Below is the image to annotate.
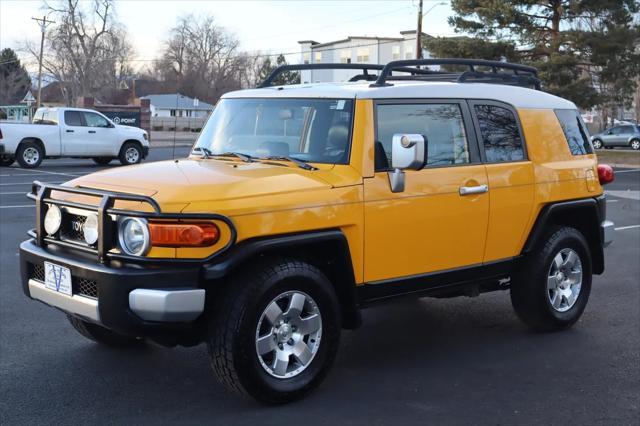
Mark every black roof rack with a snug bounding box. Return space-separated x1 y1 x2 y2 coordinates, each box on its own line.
370 58 541 90
257 63 433 88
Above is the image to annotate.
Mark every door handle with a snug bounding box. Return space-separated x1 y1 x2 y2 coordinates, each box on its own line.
459 184 488 196
88 130 96 134
66 129 74 133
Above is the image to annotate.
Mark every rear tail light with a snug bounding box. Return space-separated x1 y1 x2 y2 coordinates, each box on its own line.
149 222 220 247
597 164 614 185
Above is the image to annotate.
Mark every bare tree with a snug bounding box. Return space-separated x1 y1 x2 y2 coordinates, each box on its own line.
25 0 134 105
156 15 246 103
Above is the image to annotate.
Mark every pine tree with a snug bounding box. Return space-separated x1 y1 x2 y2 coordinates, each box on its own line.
0 48 31 104
426 1 639 111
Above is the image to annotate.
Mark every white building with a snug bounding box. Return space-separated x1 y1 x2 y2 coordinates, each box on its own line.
141 93 214 118
298 30 432 83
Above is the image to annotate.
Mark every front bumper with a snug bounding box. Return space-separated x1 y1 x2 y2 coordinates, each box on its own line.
142 145 149 158
20 239 205 341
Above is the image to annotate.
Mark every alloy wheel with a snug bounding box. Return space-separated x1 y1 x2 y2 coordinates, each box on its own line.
547 248 583 312
255 290 322 379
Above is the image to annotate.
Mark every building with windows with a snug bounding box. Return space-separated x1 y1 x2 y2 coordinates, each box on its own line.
298 30 432 83
141 93 214 118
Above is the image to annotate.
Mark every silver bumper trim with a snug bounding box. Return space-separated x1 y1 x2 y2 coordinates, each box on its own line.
602 220 614 247
28 279 99 321
128 288 205 322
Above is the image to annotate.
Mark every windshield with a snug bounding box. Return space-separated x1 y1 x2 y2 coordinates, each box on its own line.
193 98 354 164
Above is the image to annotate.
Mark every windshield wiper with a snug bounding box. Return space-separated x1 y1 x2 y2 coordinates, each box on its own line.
218 151 255 162
266 156 317 171
192 146 213 159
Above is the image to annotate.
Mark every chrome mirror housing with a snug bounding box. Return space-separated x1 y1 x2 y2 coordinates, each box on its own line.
388 134 427 193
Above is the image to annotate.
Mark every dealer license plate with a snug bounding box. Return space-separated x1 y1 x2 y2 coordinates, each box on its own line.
44 262 72 296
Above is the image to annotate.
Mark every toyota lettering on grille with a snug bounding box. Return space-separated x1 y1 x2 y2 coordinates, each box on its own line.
71 219 84 233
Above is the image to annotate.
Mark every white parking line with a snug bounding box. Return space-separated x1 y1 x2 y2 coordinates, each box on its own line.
0 192 29 195
4 168 81 178
607 199 619 203
0 205 33 209
615 225 640 231
0 181 63 186
614 169 640 173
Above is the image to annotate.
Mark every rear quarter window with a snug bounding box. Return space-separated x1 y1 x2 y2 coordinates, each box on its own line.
555 109 593 155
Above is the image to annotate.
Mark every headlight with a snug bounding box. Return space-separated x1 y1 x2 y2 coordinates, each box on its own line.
118 217 150 256
83 214 99 245
143 132 148 140
44 204 62 235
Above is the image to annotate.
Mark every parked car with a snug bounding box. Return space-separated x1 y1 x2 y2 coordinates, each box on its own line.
19 60 615 404
0 107 149 168
591 124 640 150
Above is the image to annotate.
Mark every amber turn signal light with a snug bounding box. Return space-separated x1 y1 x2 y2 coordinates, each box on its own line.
149 222 220 247
597 164 615 185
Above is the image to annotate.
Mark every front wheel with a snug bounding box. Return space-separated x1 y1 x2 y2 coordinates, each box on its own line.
0 155 15 167
630 139 640 150
119 142 142 165
207 258 341 404
591 139 603 149
67 315 143 347
511 227 592 331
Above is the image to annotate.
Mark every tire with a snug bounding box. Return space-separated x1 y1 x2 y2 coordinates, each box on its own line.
67 315 143 347
92 157 112 165
119 142 142 165
591 139 603 149
511 227 592 331
630 139 640 150
16 141 44 168
0 155 14 167
207 258 341 404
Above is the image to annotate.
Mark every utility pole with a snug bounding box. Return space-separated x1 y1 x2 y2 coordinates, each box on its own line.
32 15 55 110
416 0 423 59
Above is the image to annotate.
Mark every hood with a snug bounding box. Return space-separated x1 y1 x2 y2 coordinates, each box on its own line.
116 124 144 132
65 158 336 206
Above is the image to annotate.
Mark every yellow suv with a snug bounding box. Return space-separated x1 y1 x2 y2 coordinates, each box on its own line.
19 59 615 403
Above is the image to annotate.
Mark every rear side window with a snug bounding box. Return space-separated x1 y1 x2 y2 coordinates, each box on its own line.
64 111 83 126
555 109 593 155
474 104 525 162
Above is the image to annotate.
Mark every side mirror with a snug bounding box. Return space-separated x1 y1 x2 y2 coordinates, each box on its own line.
388 134 427 193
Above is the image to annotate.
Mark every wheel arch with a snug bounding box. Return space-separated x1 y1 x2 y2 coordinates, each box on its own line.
120 139 143 152
18 137 46 156
522 198 605 274
203 229 361 329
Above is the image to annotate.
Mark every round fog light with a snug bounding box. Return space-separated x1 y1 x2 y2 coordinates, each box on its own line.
44 204 62 235
83 214 99 245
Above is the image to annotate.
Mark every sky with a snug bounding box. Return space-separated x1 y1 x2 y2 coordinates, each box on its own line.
0 0 458 73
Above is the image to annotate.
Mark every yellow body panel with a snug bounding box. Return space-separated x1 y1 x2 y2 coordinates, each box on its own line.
52 100 602 284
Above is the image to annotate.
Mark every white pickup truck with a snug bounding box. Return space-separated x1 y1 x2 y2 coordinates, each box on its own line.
0 107 149 168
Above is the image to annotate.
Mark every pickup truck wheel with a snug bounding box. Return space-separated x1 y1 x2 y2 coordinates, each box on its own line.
0 155 14 167
511 227 592 331
67 315 143 347
119 142 142 165
16 142 44 168
207 258 341 404
92 157 112 165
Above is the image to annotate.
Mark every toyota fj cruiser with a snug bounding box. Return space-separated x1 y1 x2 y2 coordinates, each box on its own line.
19 59 615 404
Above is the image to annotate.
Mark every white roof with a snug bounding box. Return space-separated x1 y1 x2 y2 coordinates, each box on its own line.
223 81 576 110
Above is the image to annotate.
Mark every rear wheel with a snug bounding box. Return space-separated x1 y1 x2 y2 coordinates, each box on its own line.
16 141 44 168
591 139 603 149
207 258 341 404
119 142 142 165
92 157 112 165
0 155 14 167
511 227 592 331
67 315 143 347
630 139 640 150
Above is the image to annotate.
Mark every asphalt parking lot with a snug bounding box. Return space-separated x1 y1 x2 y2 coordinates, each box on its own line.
0 149 638 425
